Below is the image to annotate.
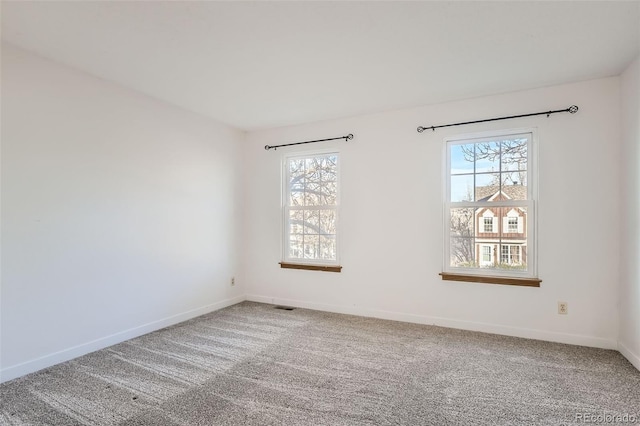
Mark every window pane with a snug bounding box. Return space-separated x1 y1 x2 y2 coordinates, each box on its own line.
289 159 305 206
303 235 320 259
319 209 337 235
475 141 501 173
290 181 304 206
289 210 304 235
303 210 320 235
450 208 475 237
501 138 528 172
319 156 338 182
450 144 475 175
500 174 527 200
319 235 336 260
289 235 303 259
289 158 305 174
303 185 321 206
450 237 476 267
475 173 499 201
451 174 474 202
322 181 338 205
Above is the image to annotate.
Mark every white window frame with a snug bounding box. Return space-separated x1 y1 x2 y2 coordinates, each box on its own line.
443 128 537 279
481 244 493 265
282 151 340 266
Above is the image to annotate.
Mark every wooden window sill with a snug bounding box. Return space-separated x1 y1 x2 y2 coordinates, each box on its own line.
439 272 541 287
279 262 342 273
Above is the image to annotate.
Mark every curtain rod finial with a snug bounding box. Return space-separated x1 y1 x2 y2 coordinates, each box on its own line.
569 105 579 114
417 126 425 133
346 134 354 141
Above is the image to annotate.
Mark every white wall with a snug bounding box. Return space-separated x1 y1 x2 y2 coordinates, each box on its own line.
620 56 640 370
243 77 622 350
0 44 245 382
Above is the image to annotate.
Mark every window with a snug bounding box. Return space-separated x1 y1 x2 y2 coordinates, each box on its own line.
444 130 538 284
481 245 492 264
501 245 521 264
282 152 340 271
480 211 497 233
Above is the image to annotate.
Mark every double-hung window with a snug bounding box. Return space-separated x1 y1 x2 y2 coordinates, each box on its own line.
282 152 340 271
483 217 494 233
443 130 539 285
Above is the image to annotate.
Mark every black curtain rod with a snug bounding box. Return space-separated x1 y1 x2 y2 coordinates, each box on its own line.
265 134 353 151
417 105 579 133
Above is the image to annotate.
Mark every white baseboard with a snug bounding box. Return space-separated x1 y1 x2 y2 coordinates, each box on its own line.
618 341 640 372
246 294 617 350
0 295 245 384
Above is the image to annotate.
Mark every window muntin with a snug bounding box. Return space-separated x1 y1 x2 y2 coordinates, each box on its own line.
284 153 339 265
445 131 535 278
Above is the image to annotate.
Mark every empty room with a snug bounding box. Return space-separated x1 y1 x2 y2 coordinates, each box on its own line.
1 1 640 425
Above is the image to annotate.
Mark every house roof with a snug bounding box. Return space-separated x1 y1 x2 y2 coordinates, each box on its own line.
476 185 527 202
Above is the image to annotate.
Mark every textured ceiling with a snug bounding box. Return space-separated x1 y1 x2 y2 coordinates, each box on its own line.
2 1 639 131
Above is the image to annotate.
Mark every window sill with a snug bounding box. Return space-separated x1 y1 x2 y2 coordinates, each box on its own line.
439 272 541 287
280 262 342 273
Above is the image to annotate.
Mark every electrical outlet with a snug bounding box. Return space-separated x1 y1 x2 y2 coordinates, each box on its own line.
231 277 235 286
558 302 568 315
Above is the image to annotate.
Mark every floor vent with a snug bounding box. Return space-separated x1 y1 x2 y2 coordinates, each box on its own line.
274 306 295 311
